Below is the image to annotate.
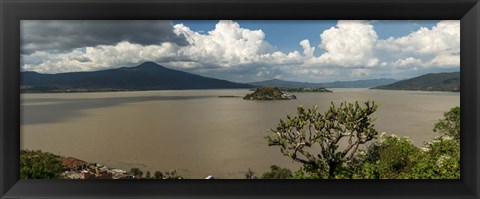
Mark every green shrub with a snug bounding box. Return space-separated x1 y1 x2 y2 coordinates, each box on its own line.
20 150 64 179
261 165 292 179
164 170 183 179
153 171 164 179
433 106 460 140
406 136 460 179
291 165 325 179
370 134 420 179
129 168 143 178
145 171 151 179
245 168 257 179
407 106 460 179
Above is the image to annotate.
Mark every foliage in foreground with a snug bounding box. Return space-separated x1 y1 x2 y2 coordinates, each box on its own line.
20 152 185 180
266 101 379 179
261 165 292 179
433 106 460 140
20 150 64 179
266 103 460 179
245 168 257 179
132 168 184 179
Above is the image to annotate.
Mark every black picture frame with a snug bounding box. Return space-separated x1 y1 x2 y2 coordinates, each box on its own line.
1 0 479 198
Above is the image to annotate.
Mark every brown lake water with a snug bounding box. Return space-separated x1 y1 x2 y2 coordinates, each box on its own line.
20 88 460 179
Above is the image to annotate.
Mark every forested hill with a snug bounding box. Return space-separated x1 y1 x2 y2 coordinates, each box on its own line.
373 72 460 92
249 78 398 88
21 62 254 92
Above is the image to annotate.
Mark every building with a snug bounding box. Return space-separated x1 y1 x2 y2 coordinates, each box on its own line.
61 157 87 172
80 168 113 179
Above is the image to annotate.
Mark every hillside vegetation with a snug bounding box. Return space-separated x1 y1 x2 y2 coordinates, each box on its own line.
243 87 296 100
21 62 253 93
250 78 397 88
373 72 459 92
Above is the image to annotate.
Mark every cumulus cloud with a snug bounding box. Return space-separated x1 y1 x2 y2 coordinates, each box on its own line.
172 21 299 68
290 20 459 81
378 21 459 55
392 57 424 68
20 20 460 82
21 20 187 54
21 20 300 78
299 40 315 59
22 42 179 73
311 20 379 67
377 20 459 68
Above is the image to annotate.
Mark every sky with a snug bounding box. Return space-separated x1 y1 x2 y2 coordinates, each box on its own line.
20 20 460 83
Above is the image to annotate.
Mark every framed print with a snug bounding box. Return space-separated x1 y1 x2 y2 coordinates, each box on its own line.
1 0 479 198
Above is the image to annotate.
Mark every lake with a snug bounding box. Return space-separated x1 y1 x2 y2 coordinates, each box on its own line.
20 88 460 179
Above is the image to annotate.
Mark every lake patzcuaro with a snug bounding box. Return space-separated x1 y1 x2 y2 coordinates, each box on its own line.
20 88 459 178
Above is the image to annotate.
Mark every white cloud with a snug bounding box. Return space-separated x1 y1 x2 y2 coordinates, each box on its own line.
376 20 459 68
173 21 280 67
291 20 459 81
21 20 460 82
311 20 379 67
378 21 459 55
299 39 315 59
427 53 460 68
351 69 370 77
23 42 183 73
392 57 424 68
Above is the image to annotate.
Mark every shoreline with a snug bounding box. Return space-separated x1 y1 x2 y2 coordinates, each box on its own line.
20 86 461 95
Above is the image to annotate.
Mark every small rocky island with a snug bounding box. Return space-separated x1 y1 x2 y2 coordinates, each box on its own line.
279 87 332 93
244 87 297 100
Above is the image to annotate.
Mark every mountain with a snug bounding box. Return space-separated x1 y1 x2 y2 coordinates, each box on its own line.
248 78 398 88
373 72 460 92
21 62 254 92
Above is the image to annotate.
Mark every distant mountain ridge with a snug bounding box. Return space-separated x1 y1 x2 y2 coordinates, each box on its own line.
249 78 398 88
373 72 460 92
21 62 253 92
22 62 457 93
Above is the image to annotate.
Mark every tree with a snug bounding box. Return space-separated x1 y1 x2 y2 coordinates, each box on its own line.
245 168 257 179
145 171 151 179
266 101 379 179
261 165 292 179
352 106 460 179
407 106 460 179
407 136 460 179
154 171 164 179
164 170 183 179
433 106 460 140
353 134 420 179
20 150 64 179
130 168 143 178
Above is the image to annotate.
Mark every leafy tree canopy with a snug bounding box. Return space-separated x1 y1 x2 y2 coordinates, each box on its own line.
261 165 292 179
20 150 64 179
266 101 379 179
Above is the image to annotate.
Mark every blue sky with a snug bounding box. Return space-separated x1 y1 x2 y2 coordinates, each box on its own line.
173 20 438 56
21 20 459 83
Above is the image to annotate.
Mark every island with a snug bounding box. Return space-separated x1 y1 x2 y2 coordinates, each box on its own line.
217 95 242 98
243 87 297 100
279 87 332 93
